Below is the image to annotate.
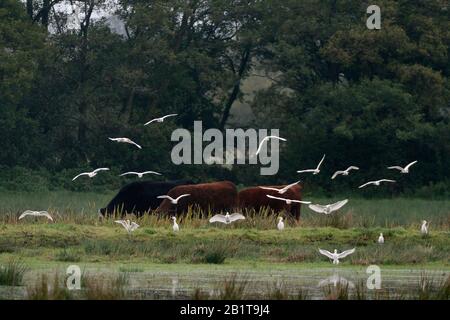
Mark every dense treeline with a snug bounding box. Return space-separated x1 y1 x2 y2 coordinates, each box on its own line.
0 0 449 196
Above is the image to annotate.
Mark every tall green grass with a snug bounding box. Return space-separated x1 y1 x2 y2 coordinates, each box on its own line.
1 191 449 228
27 272 74 300
26 272 132 300
0 258 28 286
83 273 130 300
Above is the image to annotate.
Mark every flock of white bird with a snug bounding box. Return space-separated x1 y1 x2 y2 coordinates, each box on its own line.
17 118 428 265
71 114 178 181
293 157 422 264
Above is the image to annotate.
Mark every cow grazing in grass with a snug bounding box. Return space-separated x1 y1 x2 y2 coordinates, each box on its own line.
99 180 192 217
238 184 303 220
156 181 238 215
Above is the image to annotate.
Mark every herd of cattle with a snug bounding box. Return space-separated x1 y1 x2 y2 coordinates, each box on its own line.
99 180 303 220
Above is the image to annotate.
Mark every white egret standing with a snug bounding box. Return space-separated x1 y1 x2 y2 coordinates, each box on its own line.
378 233 384 244
172 216 180 232
421 220 429 235
277 217 285 231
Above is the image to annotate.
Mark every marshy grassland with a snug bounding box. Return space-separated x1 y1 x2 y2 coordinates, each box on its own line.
0 191 449 299
1 190 449 225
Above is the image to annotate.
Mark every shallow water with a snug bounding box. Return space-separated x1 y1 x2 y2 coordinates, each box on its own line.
1 266 448 299
125 267 449 299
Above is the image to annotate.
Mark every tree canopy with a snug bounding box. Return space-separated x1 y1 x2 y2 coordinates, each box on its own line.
0 0 449 196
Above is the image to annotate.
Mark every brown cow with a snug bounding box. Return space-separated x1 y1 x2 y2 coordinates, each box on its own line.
238 184 303 220
157 181 238 215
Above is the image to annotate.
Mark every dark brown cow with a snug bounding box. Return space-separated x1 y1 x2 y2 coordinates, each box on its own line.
238 184 303 220
157 181 238 215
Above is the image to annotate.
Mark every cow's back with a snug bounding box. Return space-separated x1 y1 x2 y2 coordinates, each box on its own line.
100 180 191 216
238 184 303 220
157 181 238 214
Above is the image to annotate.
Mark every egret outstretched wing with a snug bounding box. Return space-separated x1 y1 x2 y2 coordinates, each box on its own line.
404 160 418 170
329 199 348 211
142 171 161 175
40 211 53 221
209 214 227 224
174 194 191 201
331 171 343 179
266 194 287 202
72 172 87 181
297 169 316 174
157 195 174 201
115 220 127 229
115 220 139 233
162 113 178 120
280 181 301 193
129 140 142 149
19 211 32 220
19 210 53 221
109 137 141 149
267 195 310 204
309 204 327 213
144 114 178 125
337 248 355 259
259 186 282 192
358 181 372 188
19 210 34 219
120 172 138 176
316 154 326 170
130 222 140 231
144 119 158 125
228 213 245 222
318 249 335 260
255 136 286 155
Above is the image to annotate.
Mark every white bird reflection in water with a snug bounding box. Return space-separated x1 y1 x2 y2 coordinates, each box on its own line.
171 277 178 297
318 273 355 289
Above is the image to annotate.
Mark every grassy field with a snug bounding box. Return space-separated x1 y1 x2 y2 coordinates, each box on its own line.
0 223 449 265
0 223 448 299
0 190 449 227
0 191 449 299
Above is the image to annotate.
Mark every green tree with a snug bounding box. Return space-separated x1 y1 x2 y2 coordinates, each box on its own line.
0 0 48 167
